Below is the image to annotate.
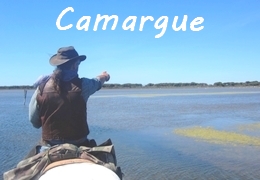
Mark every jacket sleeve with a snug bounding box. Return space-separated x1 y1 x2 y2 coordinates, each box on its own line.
81 78 101 102
29 88 42 129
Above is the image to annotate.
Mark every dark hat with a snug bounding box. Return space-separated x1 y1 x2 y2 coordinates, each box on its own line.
49 46 86 66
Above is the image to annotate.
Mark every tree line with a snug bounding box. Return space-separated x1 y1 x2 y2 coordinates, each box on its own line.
103 81 260 88
1 81 259 90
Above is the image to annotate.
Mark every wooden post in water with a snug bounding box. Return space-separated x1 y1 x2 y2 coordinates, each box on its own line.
24 89 27 105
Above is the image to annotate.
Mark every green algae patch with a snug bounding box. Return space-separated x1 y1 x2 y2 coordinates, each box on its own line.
174 126 260 146
237 123 260 132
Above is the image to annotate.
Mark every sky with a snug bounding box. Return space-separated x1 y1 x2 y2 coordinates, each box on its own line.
0 0 259 86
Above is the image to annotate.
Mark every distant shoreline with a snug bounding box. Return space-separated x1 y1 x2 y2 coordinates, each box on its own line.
0 81 259 90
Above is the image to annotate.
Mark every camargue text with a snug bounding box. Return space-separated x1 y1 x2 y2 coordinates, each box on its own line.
56 7 204 38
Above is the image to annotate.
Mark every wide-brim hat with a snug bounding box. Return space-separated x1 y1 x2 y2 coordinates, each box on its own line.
49 46 86 66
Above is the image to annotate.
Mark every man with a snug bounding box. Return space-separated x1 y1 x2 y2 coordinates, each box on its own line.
29 46 110 147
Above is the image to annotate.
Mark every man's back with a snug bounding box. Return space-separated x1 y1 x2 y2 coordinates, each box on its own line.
37 76 89 142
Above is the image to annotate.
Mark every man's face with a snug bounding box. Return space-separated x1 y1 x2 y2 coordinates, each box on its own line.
73 59 81 70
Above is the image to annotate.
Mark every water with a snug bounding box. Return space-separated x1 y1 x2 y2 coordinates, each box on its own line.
1 87 260 179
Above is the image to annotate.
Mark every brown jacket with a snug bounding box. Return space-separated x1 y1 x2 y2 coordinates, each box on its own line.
36 76 89 141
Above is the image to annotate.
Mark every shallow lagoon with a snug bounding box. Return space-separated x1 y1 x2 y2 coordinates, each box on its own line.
1 87 260 179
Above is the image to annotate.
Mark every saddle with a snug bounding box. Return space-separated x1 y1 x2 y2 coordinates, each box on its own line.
3 139 123 180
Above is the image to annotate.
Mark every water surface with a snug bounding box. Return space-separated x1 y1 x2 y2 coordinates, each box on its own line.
1 87 260 179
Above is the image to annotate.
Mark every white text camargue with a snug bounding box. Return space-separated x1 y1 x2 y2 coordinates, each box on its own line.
56 7 205 38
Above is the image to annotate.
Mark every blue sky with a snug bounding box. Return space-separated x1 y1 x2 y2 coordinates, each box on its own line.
0 0 259 86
